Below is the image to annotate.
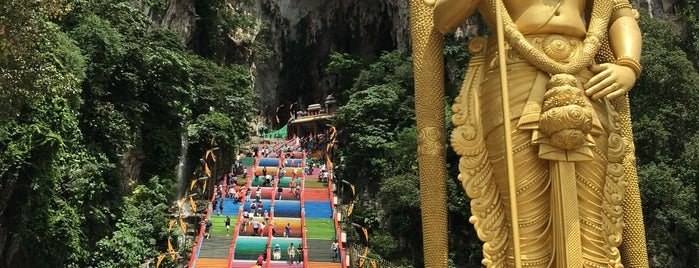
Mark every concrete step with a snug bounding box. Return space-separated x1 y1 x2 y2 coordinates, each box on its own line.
198 235 231 259
305 239 339 263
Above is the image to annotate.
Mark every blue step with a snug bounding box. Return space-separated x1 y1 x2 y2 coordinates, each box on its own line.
304 201 332 218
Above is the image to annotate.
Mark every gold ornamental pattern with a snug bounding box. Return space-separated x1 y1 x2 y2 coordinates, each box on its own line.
409 0 449 267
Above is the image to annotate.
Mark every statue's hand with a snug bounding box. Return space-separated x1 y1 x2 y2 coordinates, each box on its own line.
583 63 637 101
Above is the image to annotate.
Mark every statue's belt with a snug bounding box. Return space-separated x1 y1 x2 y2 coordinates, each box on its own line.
485 34 587 69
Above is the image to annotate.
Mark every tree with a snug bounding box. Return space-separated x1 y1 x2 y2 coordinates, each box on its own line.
631 12 699 267
376 173 423 265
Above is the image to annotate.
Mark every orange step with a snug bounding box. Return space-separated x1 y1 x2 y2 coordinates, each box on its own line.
307 261 342 267
194 258 228 268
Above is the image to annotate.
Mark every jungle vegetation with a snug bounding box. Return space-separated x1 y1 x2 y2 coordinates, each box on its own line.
1 0 698 267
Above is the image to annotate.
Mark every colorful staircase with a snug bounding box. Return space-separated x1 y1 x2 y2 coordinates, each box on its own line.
189 143 344 267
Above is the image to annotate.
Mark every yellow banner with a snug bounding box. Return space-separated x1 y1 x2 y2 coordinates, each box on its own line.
189 196 197 212
167 238 174 253
350 184 355 196
189 179 197 191
359 247 369 267
370 259 377 268
179 218 186 234
204 163 211 178
168 219 175 232
347 202 354 217
362 227 368 242
156 254 165 267
206 149 216 163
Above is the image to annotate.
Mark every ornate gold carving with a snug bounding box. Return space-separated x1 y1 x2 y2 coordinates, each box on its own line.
484 0 612 75
543 35 574 61
427 0 648 266
613 2 633 12
409 1 449 267
417 127 445 156
539 75 594 150
615 56 642 79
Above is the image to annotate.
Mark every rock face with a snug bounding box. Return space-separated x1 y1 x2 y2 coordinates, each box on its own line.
145 0 412 127
250 0 412 126
641 0 682 19
144 0 682 128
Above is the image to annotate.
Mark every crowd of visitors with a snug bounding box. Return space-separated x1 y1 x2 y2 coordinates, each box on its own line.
199 137 341 266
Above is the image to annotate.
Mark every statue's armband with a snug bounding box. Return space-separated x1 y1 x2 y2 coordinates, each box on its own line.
610 0 638 22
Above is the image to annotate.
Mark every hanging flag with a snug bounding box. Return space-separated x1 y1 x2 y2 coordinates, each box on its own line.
156 254 165 267
168 219 175 232
180 196 187 208
370 259 377 268
330 126 337 140
362 227 368 243
179 218 187 234
350 184 356 196
347 202 354 217
201 180 207 194
204 163 211 178
167 238 174 253
206 148 217 163
359 247 369 267
189 196 197 212
289 103 296 121
276 104 284 123
189 179 197 191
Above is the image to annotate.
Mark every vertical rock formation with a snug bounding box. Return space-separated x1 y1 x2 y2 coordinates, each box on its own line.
143 0 413 128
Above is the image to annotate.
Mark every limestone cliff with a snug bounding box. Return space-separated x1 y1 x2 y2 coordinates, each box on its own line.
140 0 684 129
139 0 411 128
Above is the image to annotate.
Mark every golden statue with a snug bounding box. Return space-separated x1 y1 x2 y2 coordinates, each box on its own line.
409 0 649 267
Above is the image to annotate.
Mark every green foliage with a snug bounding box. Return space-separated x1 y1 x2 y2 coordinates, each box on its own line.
192 0 257 59
679 0 699 66
336 84 403 181
638 163 699 267
187 55 257 154
375 173 422 265
352 51 414 99
0 2 106 267
325 52 365 103
631 12 699 267
368 232 402 263
335 51 415 188
1 96 112 267
1 0 257 266
443 34 472 98
93 176 173 268
386 126 418 173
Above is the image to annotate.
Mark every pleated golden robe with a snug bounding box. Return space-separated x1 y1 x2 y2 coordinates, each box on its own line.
451 36 627 267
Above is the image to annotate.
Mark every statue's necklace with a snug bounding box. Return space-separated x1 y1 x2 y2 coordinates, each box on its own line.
489 0 613 75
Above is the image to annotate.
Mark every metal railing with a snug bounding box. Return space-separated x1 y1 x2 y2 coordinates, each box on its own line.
346 242 395 268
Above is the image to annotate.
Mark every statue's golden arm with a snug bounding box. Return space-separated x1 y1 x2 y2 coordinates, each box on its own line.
590 3 649 266
585 9 643 100
607 5 650 268
609 16 642 60
433 0 482 34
